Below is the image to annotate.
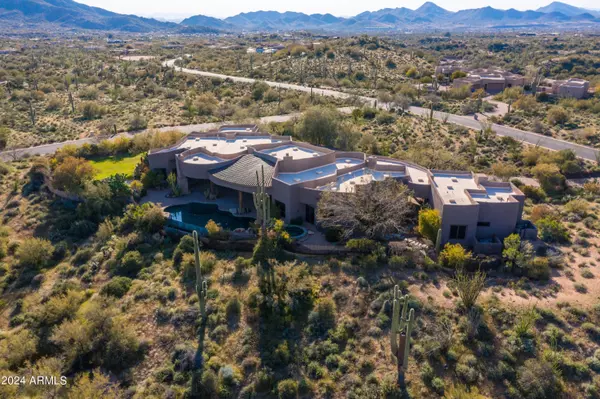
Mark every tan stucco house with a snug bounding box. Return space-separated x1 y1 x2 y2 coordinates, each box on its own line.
148 125 531 251
453 68 525 94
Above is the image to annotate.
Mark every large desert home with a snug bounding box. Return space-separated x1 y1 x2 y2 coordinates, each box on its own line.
453 68 525 94
148 125 534 251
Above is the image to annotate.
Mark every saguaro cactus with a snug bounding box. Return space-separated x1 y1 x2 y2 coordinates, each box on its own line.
435 228 442 254
193 230 208 319
253 165 271 236
390 285 416 388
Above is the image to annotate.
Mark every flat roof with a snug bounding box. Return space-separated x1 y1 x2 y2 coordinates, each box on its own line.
432 173 479 205
406 166 429 184
183 153 224 165
276 158 363 185
433 173 518 205
261 144 323 160
471 186 516 203
176 136 281 155
317 168 405 193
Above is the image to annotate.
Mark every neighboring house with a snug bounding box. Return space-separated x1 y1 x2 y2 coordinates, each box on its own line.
435 58 465 76
453 69 525 94
550 78 590 99
148 125 530 251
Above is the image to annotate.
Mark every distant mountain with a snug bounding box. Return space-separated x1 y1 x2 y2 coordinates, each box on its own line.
0 0 176 32
180 14 233 30
537 1 600 17
0 0 599 33
414 2 451 18
222 10 344 30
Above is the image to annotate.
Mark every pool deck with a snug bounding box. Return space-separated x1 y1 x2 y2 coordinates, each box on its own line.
142 189 257 218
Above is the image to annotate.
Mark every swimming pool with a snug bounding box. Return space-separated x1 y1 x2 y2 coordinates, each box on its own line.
285 225 308 239
165 203 254 233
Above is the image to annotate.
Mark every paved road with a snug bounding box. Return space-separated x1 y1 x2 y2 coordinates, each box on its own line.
0 108 352 161
165 58 599 162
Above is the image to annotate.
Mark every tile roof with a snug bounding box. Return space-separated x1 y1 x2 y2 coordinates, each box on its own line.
210 155 275 188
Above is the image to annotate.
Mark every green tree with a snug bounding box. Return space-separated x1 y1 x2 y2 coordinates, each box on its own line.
532 163 565 194
295 106 341 147
502 234 533 271
547 106 569 126
17 238 54 268
52 156 96 194
450 70 467 80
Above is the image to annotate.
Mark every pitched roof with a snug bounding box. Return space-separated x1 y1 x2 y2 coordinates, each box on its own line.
210 154 275 188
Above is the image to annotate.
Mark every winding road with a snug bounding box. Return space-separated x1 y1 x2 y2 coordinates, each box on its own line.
0 108 352 161
165 58 599 162
1 59 597 162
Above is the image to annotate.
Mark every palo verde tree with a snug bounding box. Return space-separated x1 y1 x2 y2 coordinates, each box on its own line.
390 285 416 388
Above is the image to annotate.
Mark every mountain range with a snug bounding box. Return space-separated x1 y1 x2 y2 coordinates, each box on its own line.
0 0 599 33
183 1 600 32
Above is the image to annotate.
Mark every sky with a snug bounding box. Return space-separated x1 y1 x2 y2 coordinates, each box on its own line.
76 0 599 20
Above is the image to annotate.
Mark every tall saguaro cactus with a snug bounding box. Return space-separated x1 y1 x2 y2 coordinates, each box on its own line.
390 285 416 388
193 230 208 319
253 165 271 237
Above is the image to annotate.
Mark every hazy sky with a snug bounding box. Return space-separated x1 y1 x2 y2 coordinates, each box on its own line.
76 0 599 19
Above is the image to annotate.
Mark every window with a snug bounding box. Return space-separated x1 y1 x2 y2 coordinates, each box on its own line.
449 225 467 240
477 221 490 227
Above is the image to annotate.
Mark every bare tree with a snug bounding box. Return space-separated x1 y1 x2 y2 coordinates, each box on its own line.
317 179 414 240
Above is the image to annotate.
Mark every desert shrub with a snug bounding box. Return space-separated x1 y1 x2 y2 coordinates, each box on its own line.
564 199 589 217
200 370 218 396
31 289 86 327
522 185 546 202
517 359 562 399
205 219 221 237
547 106 569 126
527 257 550 280
345 238 378 252
129 112 148 130
532 163 565 194
120 203 165 234
52 156 96 194
101 277 133 298
79 101 105 120
529 205 557 223
418 208 441 243
308 298 337 337
115 251 143 276
72 247 94 265
278 379 299 399
439 243 471 269
0 329 39 369
0 161 10 175
17 237 54 269
537 217 569 243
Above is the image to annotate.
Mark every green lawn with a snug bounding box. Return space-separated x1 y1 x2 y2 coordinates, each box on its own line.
90 153 142 180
